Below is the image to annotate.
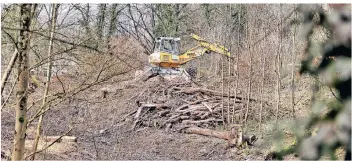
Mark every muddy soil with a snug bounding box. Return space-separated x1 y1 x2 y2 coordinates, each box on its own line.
1 78 266 160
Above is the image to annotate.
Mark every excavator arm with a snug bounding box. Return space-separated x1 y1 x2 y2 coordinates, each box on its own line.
178 33 231 64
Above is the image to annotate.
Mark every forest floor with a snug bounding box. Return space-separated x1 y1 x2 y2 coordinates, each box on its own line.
1 72 316 160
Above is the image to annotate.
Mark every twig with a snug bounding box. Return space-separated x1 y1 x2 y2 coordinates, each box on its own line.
328 87 341 101
24 126 73 159
92 136 99 160
1 78 17 109
201 102 213 113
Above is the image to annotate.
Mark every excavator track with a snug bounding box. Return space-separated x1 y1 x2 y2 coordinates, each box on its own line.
137 66 191 82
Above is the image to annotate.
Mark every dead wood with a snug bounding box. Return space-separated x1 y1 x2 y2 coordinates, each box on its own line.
142 103 168 109
135 103 168 119
26 127 74 160
175 87 255 101
175 99 209 111
182 118 218 124
201 102 213 113
131 119 141 130
128 79 252 133
128 87 147 101
44 128 77 143
134 106 145 119
183 126 230 140
119 109 137 123
43 136 77 143
183 126 256 147
157 110 170 117
200 112 210 119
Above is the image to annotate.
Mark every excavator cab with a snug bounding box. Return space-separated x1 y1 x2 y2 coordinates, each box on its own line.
154 37 181 55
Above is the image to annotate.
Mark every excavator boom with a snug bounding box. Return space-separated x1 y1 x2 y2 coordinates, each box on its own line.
178 34 230 64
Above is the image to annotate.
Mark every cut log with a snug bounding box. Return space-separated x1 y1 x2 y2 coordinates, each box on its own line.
128 87 147 101
183 126 231 140
174 87 256 101
200 112 210 119
201 102 213 113
183 127 256 148
135 103 168 119
157 110 170 117
44 136 77 143
141 103 168 109
175 99 209 111
119 109 137 122
182 118 218 124
134 106 145 119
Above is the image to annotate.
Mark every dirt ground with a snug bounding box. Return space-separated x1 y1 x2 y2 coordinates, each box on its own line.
1 76 270 160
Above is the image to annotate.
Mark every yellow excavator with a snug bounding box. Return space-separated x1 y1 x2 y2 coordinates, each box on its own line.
141 33 230 80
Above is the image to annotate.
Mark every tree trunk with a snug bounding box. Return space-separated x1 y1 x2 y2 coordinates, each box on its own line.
259 56 266 136
84 4 91 35
275 4 283 126
1 49 18 95
173 4 180 36
244 13 252 127
234 5 241 124
291 7 297 119
259 22 267 136
96 4 107 49
30 4 59 160
107 4 118 44
227 4 232 124
12 4 32 161
221 55 225 125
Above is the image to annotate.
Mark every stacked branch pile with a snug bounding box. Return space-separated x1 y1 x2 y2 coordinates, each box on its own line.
123 77 257 137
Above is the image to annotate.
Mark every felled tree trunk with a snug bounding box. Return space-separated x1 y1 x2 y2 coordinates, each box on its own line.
183 126 256 148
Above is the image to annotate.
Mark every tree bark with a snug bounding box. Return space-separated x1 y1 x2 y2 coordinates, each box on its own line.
96 4 107 48
1 49 18 95
259 55 266 136
227 5 232 124
234 4 241 124
183 126 257 147
275 4 283 127
107 4 118 43
12 4 32 161
30 4 59 160
84 4 91 36
221 55 225 125
244 12 252 127
291 7 297 119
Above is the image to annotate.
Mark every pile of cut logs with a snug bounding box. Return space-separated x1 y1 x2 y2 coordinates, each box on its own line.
124 80 257 147
127 80 257 130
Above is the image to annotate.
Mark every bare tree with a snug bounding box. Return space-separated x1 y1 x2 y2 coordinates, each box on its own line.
221 55 225 125
107 4 118 43
234 4 241 124
12 4 32 161
96 4 107 49
1 49 18 94
275 4 283 126
30 4 59 160
291 7 297 119
259 45 266 136
244 9 252 127
227 5 232 125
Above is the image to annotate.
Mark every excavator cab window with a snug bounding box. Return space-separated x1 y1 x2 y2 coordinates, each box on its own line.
163 40 173 53
154 37 181 55
173 40 181 55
